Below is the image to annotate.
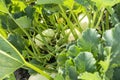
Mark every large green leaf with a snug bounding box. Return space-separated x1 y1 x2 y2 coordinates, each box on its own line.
36 0 63 4
0 31 53 80
103 24 120 67
0 50 23 79
0 0 9 13
0 35 25 79
77 29 100 54
74 52 96 73
0 35 24 61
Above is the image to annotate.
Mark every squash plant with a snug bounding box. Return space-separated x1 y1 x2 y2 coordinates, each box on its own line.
57 26 120 80
1 0 120 80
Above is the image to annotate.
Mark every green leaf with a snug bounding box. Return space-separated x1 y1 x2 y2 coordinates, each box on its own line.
99 47 111 73
0 35 24 62
0 35 52 80
63 0 74 9
112 67 120 80
74 52 96 73
75 0 92 7
103 24 120 67
113 3 120 22
0 27 7 38
105 68 114 80
0 0 9 13
7 34 26 52
91 0 120 9
36 0 63 4
54 74 64 80
57 52 67 66
79 72 102 80
16 16 31 28
11 1 26 12
4 73 16 80
0 50 24 79
65 59 78 80
67 45 81 58
0 14 18 30
67 66 78 80
77 29 100 54
0 35 25 79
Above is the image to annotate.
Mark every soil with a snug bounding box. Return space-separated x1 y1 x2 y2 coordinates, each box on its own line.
14 68 30 80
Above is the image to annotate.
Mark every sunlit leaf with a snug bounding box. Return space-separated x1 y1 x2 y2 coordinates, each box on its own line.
63 0 74 9
0 27 7 38
11 1 26 12
36 0 63 4
0 0 9 13
91 0 120 9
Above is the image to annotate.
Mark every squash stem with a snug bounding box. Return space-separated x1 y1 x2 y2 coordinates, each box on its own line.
25 62 53 80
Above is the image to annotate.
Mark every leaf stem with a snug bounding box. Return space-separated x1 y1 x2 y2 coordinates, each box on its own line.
58 5 78 40
25 62 53 80
8 13 38 59
91 11 97 28
70 11 83 32
95 8 105 28
105 10 109 30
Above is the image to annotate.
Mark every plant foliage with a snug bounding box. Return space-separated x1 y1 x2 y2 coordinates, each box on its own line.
0 0 120 80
